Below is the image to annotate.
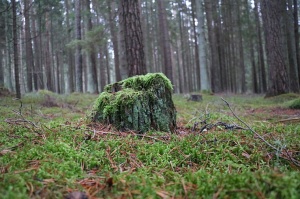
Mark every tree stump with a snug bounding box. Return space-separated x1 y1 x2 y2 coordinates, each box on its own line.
188 94 202 102
89 73 176 133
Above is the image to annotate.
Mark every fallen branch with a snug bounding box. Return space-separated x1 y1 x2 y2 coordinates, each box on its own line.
221 97 300 168
5 99 43 135
274 117 300 124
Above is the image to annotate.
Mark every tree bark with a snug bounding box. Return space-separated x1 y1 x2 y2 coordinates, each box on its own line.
0 50 3 86
286 0 299 92
75 0 83 92
204 0 221 92
157 0 173 84
31 4 43 90
107 0 121 82
12 0 21 98
4 4 13 91
119 0 146 77
294 0 300 85
64 0 74 93
254 0 267 93
191 0 200 91
236 1 246 93
86 0 98 93
44 12 54 91
261 0 289 96
195 0 209 91
24 0 34 92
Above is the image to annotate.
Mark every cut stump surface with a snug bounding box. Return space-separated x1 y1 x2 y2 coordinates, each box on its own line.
89 73 176 133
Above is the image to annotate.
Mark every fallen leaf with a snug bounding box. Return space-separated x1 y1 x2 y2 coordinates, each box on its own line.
242 152 251 159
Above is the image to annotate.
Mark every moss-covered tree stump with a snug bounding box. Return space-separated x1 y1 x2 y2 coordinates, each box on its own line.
89 73 176 133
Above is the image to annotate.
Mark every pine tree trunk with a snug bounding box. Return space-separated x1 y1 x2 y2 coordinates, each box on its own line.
107 0 121 82
195 0 209 91
120 0 146 77
294 0 300 85
261 0 289 97
254 0 267 93
75 0 83 92
12 0 21 98
24 0 34 92
0 50 3 86
157 0 173 84
205 0 221 92
86 0 98 93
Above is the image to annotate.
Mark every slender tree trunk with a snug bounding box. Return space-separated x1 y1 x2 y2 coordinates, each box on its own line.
30 11 38 90
86 0 98 93
64 0 74 93
56 51 61 93
254 0 267 93
236 1 246 93
105 41 111 84
0 50 3 86
12 0 21 98
294 0 300 85
195 0 209 91
178 12 188 93
75 0 83 92
191 0 200 91
45 12 54 91
99 45 107 92
205 0 221 92
245 0 259 93
4 5 13 91
157 0 173 84
107 0 121 82
24 0 34 92
261 0 289 96
286 0 299 92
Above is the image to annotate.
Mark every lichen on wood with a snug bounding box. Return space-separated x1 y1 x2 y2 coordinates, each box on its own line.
88 73 176 133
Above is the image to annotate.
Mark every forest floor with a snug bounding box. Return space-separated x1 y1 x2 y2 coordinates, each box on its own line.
0 91 300 199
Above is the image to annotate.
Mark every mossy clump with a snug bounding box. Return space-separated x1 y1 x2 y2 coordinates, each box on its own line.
0 86 12 96
267 93 300 103
289 98 300 109
88 73 176 133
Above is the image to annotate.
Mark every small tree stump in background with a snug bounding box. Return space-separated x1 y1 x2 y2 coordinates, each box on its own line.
188 94 202 102
89 73 176 133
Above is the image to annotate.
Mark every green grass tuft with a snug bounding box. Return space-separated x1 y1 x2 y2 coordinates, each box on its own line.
289 98 300 109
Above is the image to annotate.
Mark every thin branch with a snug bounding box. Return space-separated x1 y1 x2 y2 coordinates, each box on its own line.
221 97 278 151
221 97 300 168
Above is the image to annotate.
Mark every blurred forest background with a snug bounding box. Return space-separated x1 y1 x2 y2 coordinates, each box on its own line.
0 0 299 98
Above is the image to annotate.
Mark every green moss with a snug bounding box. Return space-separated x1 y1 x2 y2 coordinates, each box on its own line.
267 93 300 103
89 73 176 133
289 98 300 109
104 73 173 92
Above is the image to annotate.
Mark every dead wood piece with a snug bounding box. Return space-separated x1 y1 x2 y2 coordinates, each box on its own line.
90 73 176 133
41 94 59 107
188 94 203 102
274 117 300 124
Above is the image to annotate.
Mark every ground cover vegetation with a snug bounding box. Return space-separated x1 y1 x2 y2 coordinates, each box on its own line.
0 92 300 198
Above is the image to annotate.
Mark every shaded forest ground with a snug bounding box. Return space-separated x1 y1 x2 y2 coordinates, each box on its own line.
0 91 300 198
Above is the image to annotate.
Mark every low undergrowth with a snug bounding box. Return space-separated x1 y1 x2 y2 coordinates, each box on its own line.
0 92 299 198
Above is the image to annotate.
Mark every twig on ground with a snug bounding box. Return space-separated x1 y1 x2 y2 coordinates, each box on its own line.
5 99 43 135
221 97 300 168
221 97 277 151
